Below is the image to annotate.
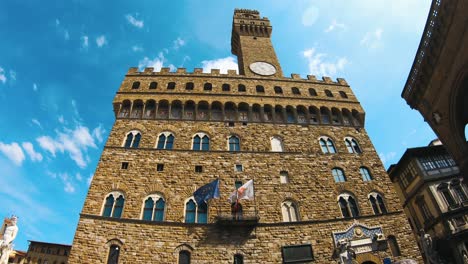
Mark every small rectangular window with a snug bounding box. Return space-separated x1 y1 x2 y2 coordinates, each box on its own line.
235 180 242 190
157 164 164 172
195 165 203 173
235 164 243 172
228 122 235 127
121 162 129 169
282 244 314 263
280 171 289 184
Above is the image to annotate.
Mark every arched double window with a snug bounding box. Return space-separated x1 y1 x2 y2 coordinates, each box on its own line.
102 192 125 218
332 168 346 182
184 198 208 223
123 130 141 148
156 132 174 150
142 194 165 221
338 193 359 218
228 136 240 151
281 200 299 222
344 137 362 154
319 137 336 154
270 136 283 152
192 133 209 151
360 167 373 181
369 192 387 214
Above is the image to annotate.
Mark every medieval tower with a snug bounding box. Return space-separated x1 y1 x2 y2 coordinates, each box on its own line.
68 9 421 263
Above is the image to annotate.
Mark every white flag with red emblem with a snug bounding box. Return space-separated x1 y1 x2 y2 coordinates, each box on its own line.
228 179 254 203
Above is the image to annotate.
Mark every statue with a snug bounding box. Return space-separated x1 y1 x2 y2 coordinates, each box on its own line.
0 216 18 264
333 239 355 264
419 229 444 264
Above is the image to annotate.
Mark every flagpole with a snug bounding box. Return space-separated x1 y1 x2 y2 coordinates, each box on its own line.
253 176 257 218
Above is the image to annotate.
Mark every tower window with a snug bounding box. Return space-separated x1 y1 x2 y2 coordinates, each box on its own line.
369 192 387 214
222 83 230 91
131 81 140 89
142 195 165 221
121 162 129 170
179 250 191 264
319 137 336 154
156 132 175 150
339 91 348 98
184 198 208 224
185 82 194 90
233 254 244 264
235 164 243 172
270 136 284 152
325 90 333 97
228 136 241 151
167 82 176 90
338 193 359 218
281 245 314 263
344 137 362 154
203 83 212 91
107 245 120 264
274 86 283 94
123 131 141 148
308 88 317 96
280 171 289 183
149 82 157 89
281 200 299 222
192 133 210 151
195 165 203 173
332 168 346 182
157 164 164 172
102 192 125 218
291 87 300 95
235 180 243 190
238 84 246 92
256 85 265 93
360 167 373 181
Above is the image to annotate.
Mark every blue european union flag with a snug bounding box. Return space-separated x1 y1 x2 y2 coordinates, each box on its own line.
193 178 220 205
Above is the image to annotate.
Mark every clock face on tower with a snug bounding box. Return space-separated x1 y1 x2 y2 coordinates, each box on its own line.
249 61 276 76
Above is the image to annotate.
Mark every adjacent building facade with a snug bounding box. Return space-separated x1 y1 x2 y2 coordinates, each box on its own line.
388 140 468 263
69 9 421 263
401 0 468 183
25 241 71 264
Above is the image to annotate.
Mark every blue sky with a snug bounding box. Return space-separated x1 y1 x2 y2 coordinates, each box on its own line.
0 0 435 250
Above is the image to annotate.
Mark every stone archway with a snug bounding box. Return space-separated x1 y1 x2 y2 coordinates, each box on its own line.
355 252 381 264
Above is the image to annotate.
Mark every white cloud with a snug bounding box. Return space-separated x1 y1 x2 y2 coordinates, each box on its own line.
81 35 89 48
96 35 107 47
0 67 7 84
302 48 348 77
55 19 60 26
360 28 384 49
75 173 83 181
201 56 238 74
9 70 16 81
132 45 143 52
138 53 166 72
64 181 75 193
21 142 43 162
302 6 319 26
173 37 185 50
92 125 105 143
31 119 42 129
379 151 397 166
0 142 25 166
325 19 345 33
58 115 65 124
125 14 144 28
36 125 99 168
33 83 38 91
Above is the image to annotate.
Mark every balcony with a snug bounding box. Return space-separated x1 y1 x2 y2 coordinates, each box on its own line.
215 213 259 227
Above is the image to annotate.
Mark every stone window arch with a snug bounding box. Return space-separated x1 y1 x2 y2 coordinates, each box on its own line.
344 137 362 154
291 87 300 95
102 191 125 218
368 192 387 214
211 101 223 121
131 100 143 118
157 100 169 119
270 136 283 152
342 109 352 126
106 244 120 264
123 130 141 148
131 81 140 89
203 83 212 91
167 82 176 90
337 193 359 218
225 102 237 121
178 250 191 264
156 131 174 149
228 135 241 151
184 197 208 224
192 133 210 151
297 105 308 124
320 107 331 124
222 83 230 91
141 193 166 221
274 86 283 94
238 84 246 92
170 100 182 119
185 82 194 90
309 106 319 124
238 103 249 122
144 100 156 118
149 81 157 89
325 89 333 97
332 168 346 182
281 200 299 222
119 100 131 118
308 88 317 96
339 91 348 98
263 105 273 122
319 136 336 154
184 101 195 120
360 167 373 181
286 106 296 123
256 85 265 93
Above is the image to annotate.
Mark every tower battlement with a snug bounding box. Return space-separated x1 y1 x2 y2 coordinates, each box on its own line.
126 67 349 86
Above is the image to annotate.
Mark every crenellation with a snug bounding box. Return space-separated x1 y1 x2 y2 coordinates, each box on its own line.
307 75 317 81
194 68 203 74
291 73 301 79
143 67 154 74
160 67 171 73
210 69 220 75
337 78 348 86
227 69 237 76
176 68 186 74
127 67 139 74
322 76 333 83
